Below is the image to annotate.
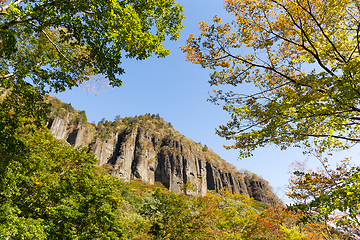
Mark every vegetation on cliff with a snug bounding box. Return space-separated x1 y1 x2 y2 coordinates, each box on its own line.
47 95 281 205
41 96 353 238
48 95 251 176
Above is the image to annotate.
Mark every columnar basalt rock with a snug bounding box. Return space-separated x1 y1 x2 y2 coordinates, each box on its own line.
90 132 118 166
48 117 68 140
47 112 280 205
111 128 138 181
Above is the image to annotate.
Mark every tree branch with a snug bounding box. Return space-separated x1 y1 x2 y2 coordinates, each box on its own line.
269 0 336 75
0 72 16 79
307 134 360 142
40 29 73 64
0 17 33 30
0 0 24 14
295 0 347 63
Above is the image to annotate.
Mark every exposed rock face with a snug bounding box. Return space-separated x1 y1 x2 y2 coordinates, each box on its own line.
48 117 68 140
90 132 118 166
47 113 280 205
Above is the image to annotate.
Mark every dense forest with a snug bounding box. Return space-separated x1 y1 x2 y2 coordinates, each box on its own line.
1 0 360 239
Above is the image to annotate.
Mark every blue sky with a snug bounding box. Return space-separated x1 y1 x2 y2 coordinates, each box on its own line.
54 0 360 204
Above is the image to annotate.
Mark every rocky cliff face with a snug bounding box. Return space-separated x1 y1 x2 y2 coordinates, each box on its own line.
47 97 281 205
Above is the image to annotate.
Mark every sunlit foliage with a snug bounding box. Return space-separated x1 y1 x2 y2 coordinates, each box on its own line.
1 0 184 91
182 0 360 158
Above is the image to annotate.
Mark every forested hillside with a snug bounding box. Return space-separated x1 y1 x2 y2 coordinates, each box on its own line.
0 120 348 239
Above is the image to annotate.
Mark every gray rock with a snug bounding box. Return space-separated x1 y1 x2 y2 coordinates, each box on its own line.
48 117 67 140
48 115 280 205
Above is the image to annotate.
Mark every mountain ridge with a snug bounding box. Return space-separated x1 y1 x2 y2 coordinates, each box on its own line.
46 96 281 205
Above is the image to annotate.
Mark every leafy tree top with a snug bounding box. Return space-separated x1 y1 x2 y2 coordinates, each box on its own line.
0 0 184 92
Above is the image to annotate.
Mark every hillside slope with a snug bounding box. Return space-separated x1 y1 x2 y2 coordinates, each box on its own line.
47 96 281 205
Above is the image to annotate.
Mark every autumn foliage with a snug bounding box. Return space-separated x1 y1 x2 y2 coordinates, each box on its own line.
288 155 360 238
182 0 360 158
183 0 360 236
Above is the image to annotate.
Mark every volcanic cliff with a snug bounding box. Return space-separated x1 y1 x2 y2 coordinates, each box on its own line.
47 96 281 205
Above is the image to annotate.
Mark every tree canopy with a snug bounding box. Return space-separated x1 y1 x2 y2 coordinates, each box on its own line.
1 0 184 92
182 0 360 158
0 2 184 236
0 123 127 239
0 0 185 144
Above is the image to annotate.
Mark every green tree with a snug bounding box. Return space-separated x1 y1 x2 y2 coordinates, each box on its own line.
0 125 127 239
1 0 184 92
0 3 183 236
114 115 122 122
182 0 360 158
140 189 190 239
0 0 184 157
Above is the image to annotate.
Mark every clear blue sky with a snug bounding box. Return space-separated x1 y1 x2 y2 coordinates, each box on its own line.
54 0 360 204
